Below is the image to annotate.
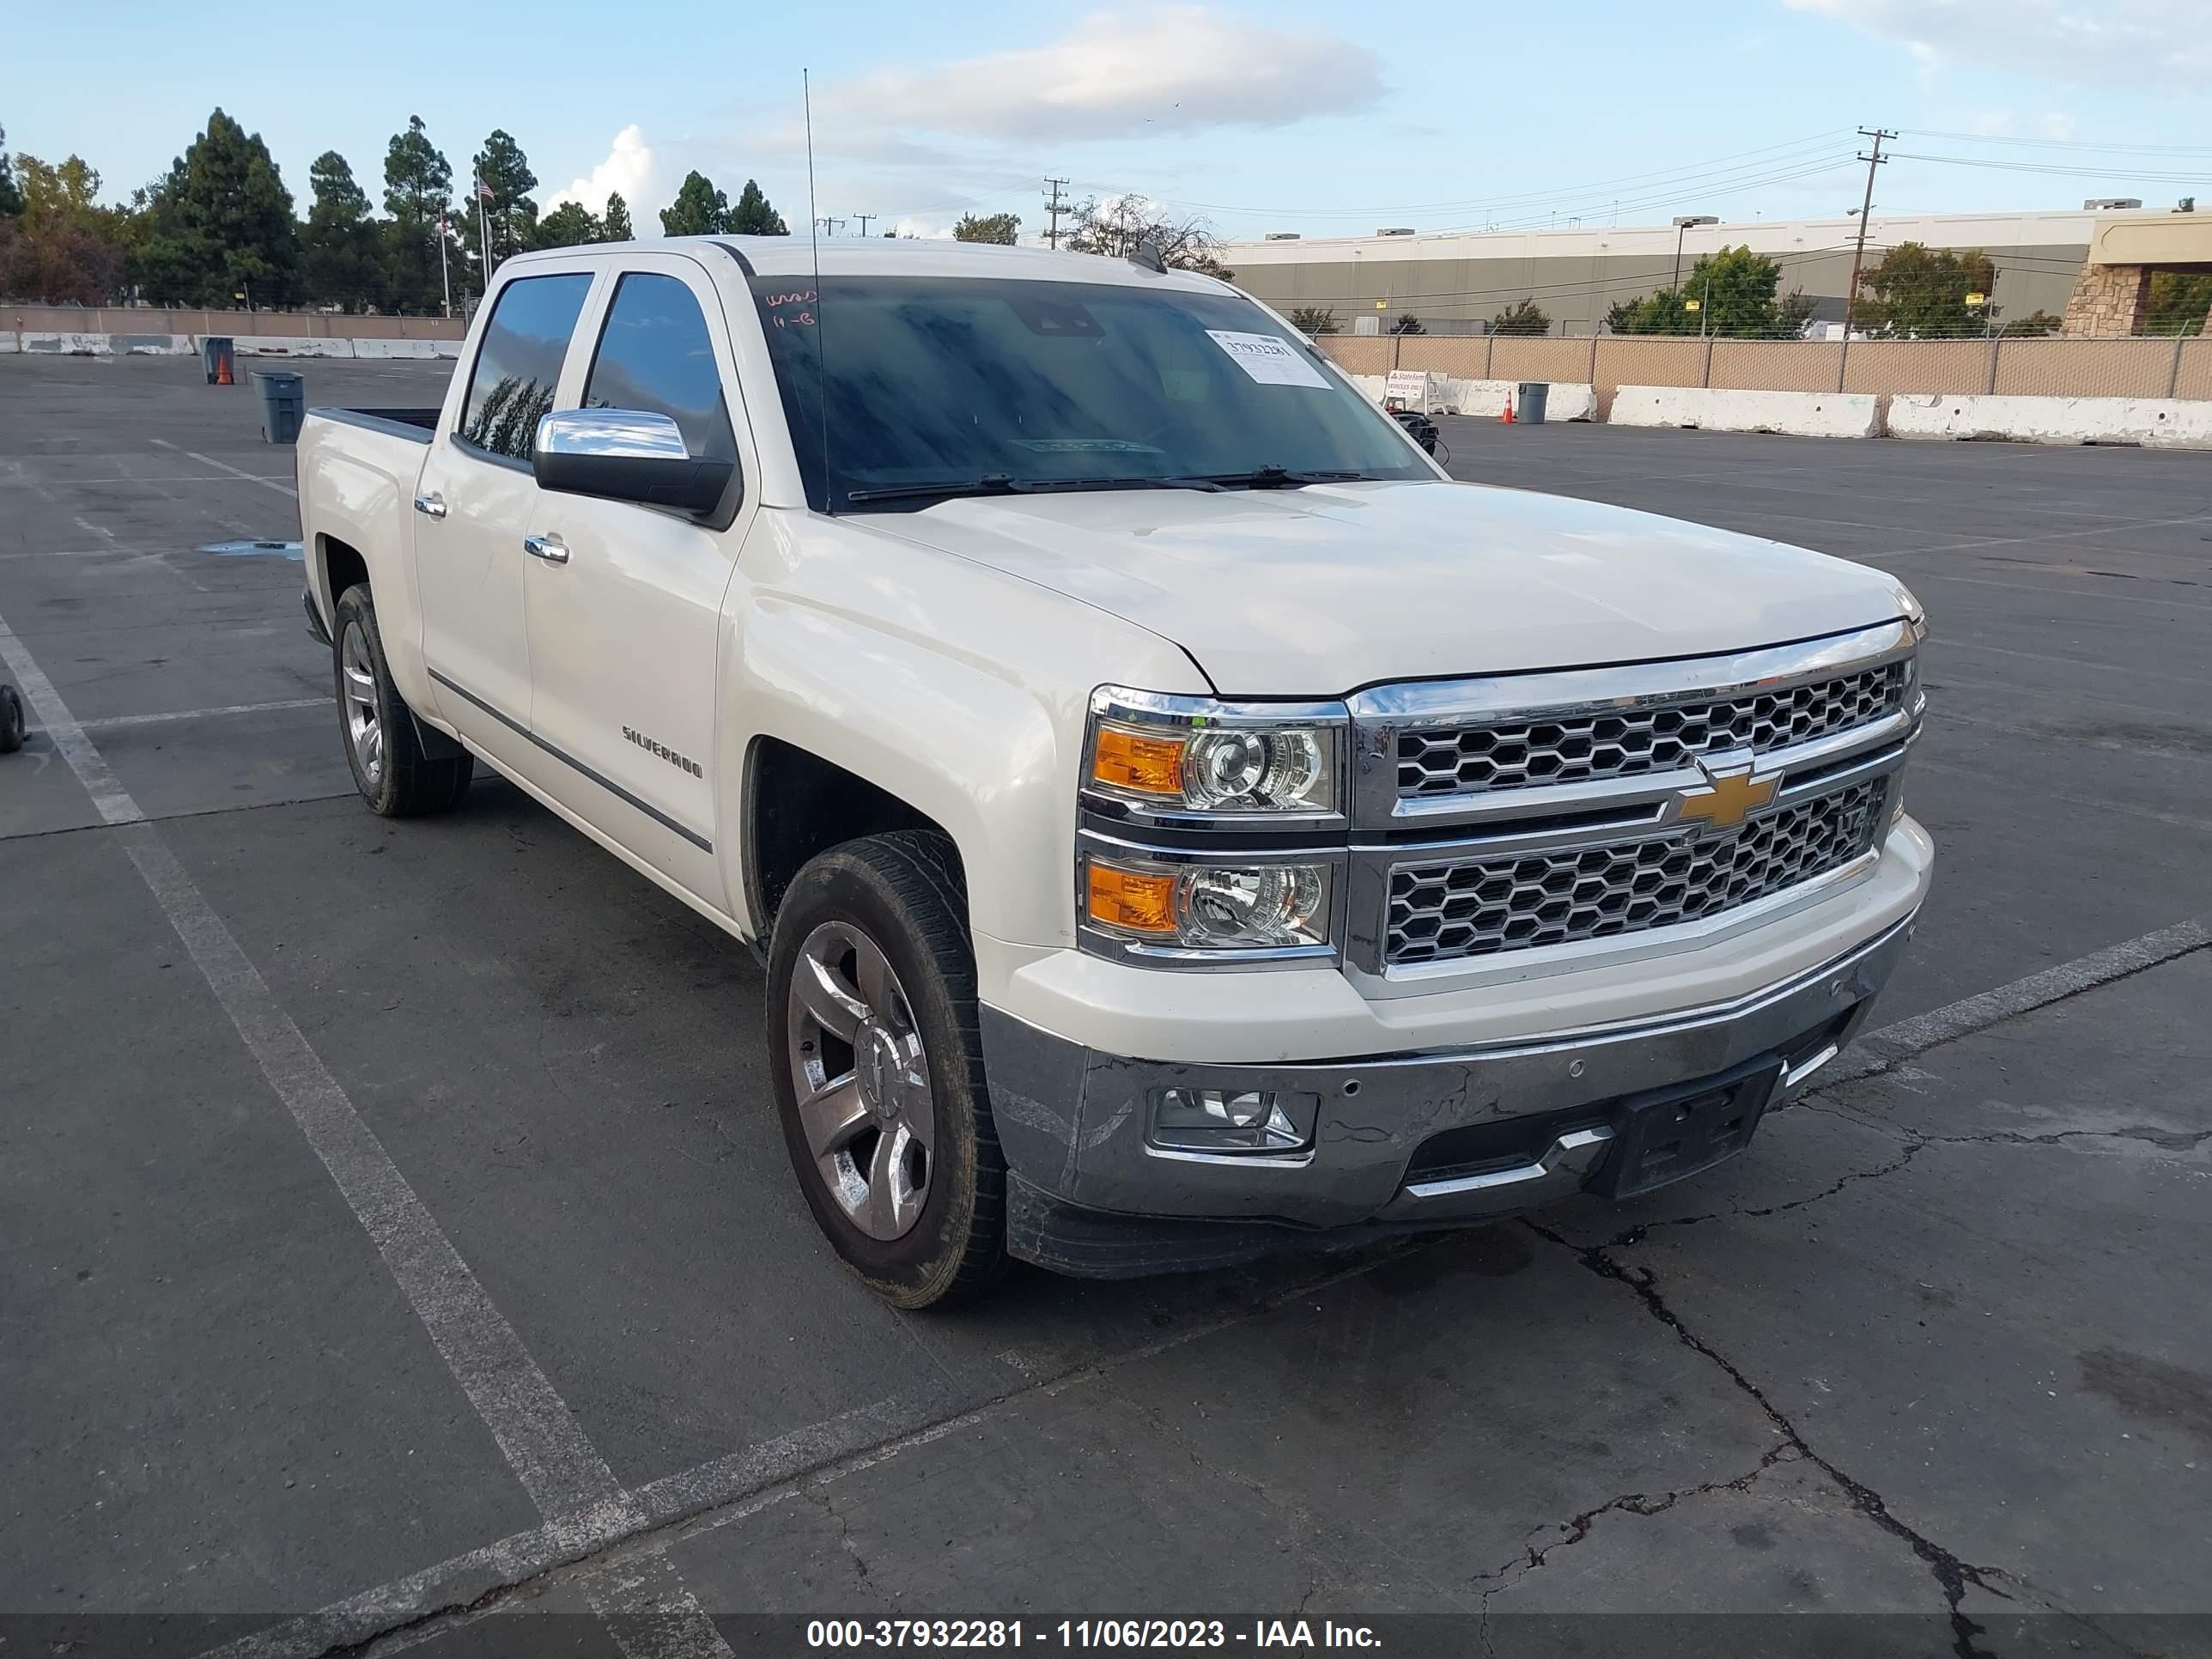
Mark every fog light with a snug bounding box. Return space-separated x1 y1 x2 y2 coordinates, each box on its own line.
1151 1087 1317 1153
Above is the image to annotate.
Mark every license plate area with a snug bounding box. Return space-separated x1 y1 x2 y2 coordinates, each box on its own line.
1590 1054 1785 1200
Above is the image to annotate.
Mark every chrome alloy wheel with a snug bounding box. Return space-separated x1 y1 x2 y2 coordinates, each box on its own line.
340 620 383 788
787 921 935 1241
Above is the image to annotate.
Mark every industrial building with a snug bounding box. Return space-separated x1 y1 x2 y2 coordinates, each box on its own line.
1221 209 2117 335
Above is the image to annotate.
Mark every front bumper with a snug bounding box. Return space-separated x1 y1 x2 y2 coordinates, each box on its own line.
983 909 1917 1277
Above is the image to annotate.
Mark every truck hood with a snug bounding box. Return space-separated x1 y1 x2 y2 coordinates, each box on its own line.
865 480 1912 695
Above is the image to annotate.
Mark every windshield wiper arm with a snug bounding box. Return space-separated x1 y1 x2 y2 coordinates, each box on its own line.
845 474 1225 506
1169 465 1371 489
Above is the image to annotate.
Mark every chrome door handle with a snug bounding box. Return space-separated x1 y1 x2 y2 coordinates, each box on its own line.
413 491 447 520
523 532 569 565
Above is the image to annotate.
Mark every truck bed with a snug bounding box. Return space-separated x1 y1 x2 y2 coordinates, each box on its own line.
307 405 441 443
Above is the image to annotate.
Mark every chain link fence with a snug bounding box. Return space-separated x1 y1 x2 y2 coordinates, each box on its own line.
1319 332 2212 410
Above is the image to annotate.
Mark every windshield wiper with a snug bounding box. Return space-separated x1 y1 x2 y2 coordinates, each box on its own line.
1164 465 1374 489
845 474 1224 506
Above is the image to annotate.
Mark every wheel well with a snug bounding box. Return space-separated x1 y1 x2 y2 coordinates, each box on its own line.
320 534 369 611
747 738 961 929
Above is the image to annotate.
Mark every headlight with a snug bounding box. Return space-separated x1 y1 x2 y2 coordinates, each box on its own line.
1085 854 1334 951
1085 689 1346 818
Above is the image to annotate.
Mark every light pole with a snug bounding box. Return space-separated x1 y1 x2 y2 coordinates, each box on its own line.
1671 214 1717 291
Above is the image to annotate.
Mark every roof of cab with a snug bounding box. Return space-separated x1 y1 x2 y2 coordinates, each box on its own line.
501 234 1235 293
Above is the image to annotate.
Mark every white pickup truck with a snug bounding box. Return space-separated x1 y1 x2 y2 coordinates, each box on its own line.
297 236 1932 1306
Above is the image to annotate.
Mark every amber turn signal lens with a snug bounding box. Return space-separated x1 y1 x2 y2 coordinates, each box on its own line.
1087 861 1178 934
1091 726 1187 797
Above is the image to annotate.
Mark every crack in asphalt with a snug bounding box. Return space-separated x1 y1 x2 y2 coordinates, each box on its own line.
798 1479 873 1588
1521 1217 2012 1659
1471 1443 1801 1656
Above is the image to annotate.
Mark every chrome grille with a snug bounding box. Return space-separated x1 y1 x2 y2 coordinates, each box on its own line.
1396 661 1909 799
1385 778 1888 966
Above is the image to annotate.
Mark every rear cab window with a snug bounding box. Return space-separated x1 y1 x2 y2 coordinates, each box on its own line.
456 272 595 463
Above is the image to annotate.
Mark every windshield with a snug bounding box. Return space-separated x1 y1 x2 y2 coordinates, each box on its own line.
748 274 1434 511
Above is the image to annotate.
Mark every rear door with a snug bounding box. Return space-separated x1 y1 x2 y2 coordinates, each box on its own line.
414 266 600 781
520 253 751 909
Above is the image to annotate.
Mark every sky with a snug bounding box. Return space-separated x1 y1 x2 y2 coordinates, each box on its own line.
3 0 2207 245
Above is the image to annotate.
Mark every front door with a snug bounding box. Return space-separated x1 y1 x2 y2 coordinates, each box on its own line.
414 268 598 783
520 255 751 910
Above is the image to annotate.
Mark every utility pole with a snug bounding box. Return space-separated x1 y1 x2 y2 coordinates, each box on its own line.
815 216 845 237
1839 128 1893 347
854 213 875 238
1043 177 1070 249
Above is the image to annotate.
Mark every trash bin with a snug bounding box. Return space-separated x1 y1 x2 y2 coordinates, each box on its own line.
1515 381 1550 425
251 370 305 443
203 336 235 386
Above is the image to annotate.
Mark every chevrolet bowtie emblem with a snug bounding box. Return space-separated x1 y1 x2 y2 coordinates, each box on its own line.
1678 765 1778 832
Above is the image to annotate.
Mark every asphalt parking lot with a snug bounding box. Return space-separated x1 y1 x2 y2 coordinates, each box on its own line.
3 355 2207 1659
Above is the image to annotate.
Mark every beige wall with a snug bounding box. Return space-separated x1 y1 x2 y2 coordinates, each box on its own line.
1320 333 2212 411
2 304 465 339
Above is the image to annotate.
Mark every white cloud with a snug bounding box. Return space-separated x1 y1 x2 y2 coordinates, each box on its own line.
1784 0 2211 88
546 125 661 217
817 5 1382 143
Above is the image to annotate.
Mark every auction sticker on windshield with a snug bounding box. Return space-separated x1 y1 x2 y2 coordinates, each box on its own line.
1206 330 1331 388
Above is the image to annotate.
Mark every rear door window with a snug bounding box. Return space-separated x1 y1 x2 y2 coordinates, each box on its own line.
457 272 593 462
582 272 736 460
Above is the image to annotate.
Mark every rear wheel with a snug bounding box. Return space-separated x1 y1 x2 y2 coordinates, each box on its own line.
332 585 472 817
767 832 1007 1308
0 683 24 754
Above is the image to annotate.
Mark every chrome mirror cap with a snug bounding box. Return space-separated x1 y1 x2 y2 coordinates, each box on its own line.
533 407 689 462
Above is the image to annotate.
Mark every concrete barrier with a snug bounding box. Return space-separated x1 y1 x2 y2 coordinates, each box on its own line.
1611 386 1881 439
1888 393 2212 449
1347 371 1597 422
353 337 443 360
21 331 112 356
233 336 356 359
111 333 196 356
1447 378 1598 422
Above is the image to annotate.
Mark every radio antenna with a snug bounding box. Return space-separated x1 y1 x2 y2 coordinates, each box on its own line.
804 68 833 515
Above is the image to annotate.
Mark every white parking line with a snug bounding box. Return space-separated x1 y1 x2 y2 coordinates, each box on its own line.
149 436 299 498
1823 916 2212 1085
72 698 332 731
0 602 732 1659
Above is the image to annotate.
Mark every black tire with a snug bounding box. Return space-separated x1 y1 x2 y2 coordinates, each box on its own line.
0 683 24 754
332 584 473 817
766 831 1008 1309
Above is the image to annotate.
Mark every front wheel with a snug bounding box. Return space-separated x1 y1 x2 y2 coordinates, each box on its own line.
766 832 1007 1308
332 585 472 817
0 683 24 754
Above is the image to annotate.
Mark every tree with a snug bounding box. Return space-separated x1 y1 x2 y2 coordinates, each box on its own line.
1388 313 1425 335
1775 289 1819 337
1064 195 1232 279
602 191 633 240
1854 241 1996 339
1287 306 1338 335
472 130 538 270
953 211 1020 245
535 200 601 249
382 115 455 315
1491 297 1550 336
1608 245 1790 337
661 171 727 236
1997 310 2064 337
0 125 22 219
1 152 123 302
2144 271 2212 336
301 151 380 313
727 179 789 235
129 110 301 307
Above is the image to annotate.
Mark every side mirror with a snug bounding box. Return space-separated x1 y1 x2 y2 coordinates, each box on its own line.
532 408 733 516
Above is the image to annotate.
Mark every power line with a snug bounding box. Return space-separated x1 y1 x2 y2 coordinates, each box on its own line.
1899 128 2212 156
1889 151 2212 184
1158 128 1856 220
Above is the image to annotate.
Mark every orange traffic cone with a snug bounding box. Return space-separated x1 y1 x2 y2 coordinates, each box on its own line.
215 350 233 386
1500 392 1515 424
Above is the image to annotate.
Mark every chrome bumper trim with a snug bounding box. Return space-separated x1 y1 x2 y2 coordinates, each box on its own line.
981 908 1917 1232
